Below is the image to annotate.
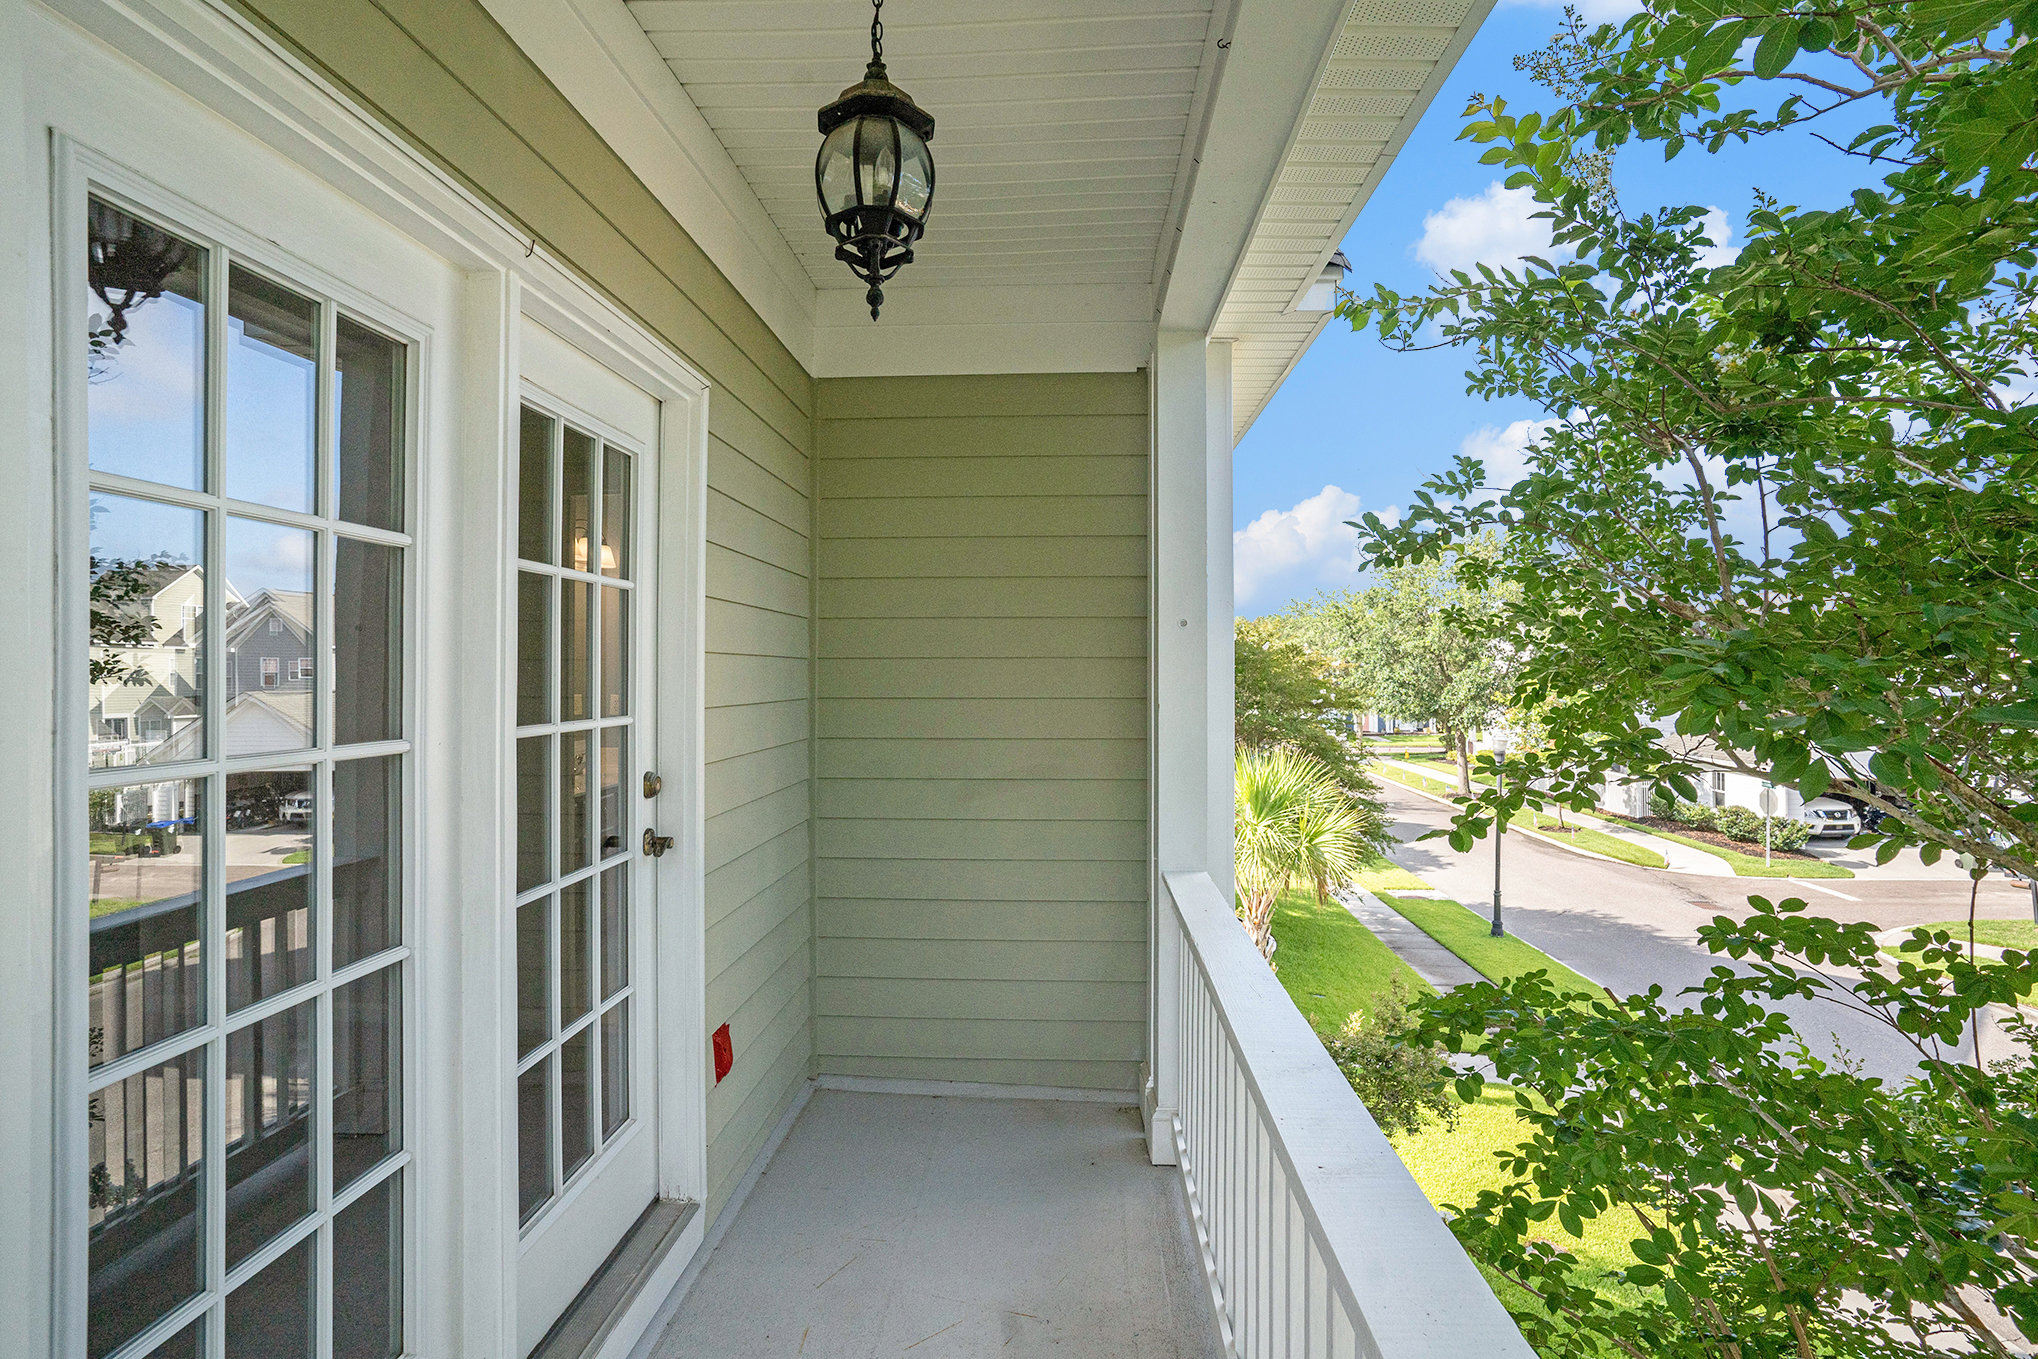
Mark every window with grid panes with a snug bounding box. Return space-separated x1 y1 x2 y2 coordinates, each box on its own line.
81 196 408 1359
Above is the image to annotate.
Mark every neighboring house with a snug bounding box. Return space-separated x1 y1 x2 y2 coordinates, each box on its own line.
1598 734 1870 826
8 5 1536 1359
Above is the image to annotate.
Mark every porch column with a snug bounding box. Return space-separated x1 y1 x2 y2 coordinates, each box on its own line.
1147 329 1235 1164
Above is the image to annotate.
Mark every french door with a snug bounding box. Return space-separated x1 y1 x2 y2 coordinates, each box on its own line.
511 324 663 1356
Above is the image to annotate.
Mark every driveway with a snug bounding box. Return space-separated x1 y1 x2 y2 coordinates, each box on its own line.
1374 781 2034 1084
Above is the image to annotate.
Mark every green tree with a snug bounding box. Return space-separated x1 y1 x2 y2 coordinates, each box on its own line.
1234 616 1390 851
1286 535 1516 795
1234 748 1369 960
1336 0 2038 877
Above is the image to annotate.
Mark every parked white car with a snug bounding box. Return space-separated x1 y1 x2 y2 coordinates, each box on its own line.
1800 797 1862 839
280 791 314 825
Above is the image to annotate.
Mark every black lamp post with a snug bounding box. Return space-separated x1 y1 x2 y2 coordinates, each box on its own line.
1483 730 1512 937
815 0 936 321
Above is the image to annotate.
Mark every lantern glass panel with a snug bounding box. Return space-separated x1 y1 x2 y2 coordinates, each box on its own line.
817 123 859 217
856 117 900 208
896 127 933 220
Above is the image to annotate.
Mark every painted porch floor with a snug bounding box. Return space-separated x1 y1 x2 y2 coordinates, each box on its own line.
645 1088 1225 1358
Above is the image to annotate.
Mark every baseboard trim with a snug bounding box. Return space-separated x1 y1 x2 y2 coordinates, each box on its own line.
621 1077 815 1359
815 1073 1139 1104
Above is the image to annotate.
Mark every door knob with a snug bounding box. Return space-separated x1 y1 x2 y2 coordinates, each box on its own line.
642 828 675 858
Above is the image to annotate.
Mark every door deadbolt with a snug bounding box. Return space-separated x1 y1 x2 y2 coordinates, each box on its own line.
643 828 675 858
642 771 663 799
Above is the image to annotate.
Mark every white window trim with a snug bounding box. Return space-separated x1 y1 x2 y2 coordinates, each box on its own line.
34 2 713 1356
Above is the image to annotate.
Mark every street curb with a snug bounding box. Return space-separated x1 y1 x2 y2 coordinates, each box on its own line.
1372 765 1651 870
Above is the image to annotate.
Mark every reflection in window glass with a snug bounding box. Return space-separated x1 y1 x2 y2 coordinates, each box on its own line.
560 580 593 723
87 199 207 491
601 585 629 720
89 494 206 768
88 780 204 1068
602 1004 629 1140
518 1060 552 1223
88 1049 204 1359
333 756 400 968
225 266 318 514
336 536 402 746
600 866 627 1001
560 730 591 877
517 738 551 895
225 1231 314 1359
334 968 401 1192
225 1001 315 1268
334 1174 404 1359
335 315 405 532
225 517 315 755
560 880 591 1029
518 407 553 564
225 769 313 1013
600 727 625 860
562 1027 595 1181
518 572 552 728
601 445 630 579
562 428 596 571
518 898 550 1059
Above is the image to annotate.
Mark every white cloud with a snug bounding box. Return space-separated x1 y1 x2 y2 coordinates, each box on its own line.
1694 207 1741 268
1499 0 1644 24
1459 418 1558 498
1413 182 1570 277
1234 485 1388 609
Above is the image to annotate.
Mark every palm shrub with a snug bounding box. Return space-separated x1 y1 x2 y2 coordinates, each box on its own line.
1234 747 1367 961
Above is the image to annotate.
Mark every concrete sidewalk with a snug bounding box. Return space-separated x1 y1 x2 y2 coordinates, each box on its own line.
1341 888 1484 990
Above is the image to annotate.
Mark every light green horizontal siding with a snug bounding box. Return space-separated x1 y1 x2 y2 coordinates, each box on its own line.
227 0 823 1224
814 373 1148 1092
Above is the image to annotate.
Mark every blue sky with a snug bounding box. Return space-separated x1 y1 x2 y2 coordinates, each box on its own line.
1231 0 1886 616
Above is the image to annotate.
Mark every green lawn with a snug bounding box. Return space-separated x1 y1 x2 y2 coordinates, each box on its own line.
1378 892 1606 996
1609 818 1854 879
1370 732 1443 746
1373 761 1459 798
283 850 310 865
1372 762 1666 869
1915 918 2038 949
1269 888 1432 1032
1392 1084 1646 1317
89 897 151 918
1354 853 1430 892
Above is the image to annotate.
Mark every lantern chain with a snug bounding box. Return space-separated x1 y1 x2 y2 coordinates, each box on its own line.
869 0 885 76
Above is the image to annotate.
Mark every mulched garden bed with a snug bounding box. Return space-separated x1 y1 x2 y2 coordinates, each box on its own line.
1622 815 1825 862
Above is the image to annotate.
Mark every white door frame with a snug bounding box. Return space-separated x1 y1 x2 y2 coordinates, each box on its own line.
9 0 712 1354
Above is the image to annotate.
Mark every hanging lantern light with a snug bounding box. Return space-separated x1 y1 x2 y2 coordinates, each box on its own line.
815 0 935 321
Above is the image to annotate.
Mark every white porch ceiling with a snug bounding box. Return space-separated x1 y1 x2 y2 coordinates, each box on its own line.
1214 0 1488 440
626 0 1226 293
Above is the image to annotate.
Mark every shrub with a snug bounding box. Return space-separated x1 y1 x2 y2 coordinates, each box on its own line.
1321 984 1459 1138
1767 817 1812 852
1714 805 1763 841
1647 784 1676 819
1672 798 1716 831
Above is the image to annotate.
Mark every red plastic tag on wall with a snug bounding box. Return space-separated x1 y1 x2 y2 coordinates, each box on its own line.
712 1022 733 1083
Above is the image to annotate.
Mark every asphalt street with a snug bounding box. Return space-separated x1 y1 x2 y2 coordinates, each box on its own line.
1374 780 2036 1085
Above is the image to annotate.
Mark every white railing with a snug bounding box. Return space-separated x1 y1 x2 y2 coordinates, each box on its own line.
1152 871 1535 1359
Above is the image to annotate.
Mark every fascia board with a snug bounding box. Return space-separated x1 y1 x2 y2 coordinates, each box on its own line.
1158 0 1350 334
478 0 819 370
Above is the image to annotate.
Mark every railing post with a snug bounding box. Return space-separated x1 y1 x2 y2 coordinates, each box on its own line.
1147 881 1182 1165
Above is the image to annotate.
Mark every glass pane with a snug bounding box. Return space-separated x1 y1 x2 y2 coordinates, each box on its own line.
333 755 400 968
225 769 313 1014
334 1173 403 1359
599 727 625 860
225 1001 314 1268
517 898 549 1059
561 428 595 572
225 518 315 756
89 779 204 1068
154 1318 203 1359
335 315 405 532
335 536 402 746
560 580 592 722
897 127 933 220
600 446 630 579
561 1027 594 1180
818 123 857 215
517 572 551 727
88 1050 204 1359
334 967 401 1192
560 730 591 876
225 1231 314 1359
516 737 551 894
559 880 591 1028
89 494 205 768
225 266 317 514
600 866 627 1001
601 1004 629 1140
600 586 628 720
518 407 553 564
517 1059 552 1223
87 199 206 491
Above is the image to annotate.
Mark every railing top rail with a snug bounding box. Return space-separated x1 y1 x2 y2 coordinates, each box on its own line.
1163 870 1536 1359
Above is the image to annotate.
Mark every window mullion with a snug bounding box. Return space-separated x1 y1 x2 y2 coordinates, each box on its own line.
202 234 231 1359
